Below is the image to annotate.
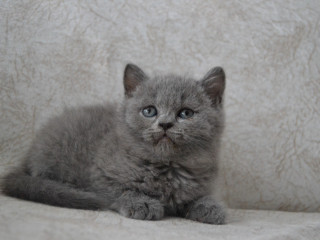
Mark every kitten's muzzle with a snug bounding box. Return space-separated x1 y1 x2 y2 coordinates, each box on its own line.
155 134 174 145
153 130 180 145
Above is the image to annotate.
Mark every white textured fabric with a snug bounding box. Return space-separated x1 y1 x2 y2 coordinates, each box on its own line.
0 195 320 240
1 0 320 214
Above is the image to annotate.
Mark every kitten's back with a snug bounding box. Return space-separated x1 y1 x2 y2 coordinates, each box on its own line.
1 104 118 209
26 104 117 181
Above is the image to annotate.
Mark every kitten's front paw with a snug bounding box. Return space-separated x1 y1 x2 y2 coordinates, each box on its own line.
119 198 164 220
186 196 225 224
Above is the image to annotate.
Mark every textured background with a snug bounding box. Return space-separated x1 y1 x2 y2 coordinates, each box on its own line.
1 0 319 212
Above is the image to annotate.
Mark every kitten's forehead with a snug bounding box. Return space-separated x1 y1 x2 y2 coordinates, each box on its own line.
142 75 205 108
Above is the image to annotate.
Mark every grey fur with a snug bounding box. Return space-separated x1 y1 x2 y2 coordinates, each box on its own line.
1 64 226 224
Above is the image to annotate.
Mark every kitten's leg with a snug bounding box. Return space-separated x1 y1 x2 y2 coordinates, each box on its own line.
179 196 225 224
110 191 164 220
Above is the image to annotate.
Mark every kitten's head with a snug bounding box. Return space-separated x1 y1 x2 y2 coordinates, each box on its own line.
122 64 225 160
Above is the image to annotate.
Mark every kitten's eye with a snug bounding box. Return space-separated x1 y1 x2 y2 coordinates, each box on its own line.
142 106 157 117
178 109 194 119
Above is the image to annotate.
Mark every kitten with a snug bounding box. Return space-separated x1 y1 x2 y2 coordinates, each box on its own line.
1 64 226 224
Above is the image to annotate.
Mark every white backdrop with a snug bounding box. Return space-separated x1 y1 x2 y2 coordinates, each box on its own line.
1 0 319 212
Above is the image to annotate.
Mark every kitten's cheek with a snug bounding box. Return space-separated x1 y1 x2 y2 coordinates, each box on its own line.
141 130 154 143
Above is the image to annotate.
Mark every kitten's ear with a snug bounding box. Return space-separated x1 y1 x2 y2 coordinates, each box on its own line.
123 64 147 97
200 67 226 105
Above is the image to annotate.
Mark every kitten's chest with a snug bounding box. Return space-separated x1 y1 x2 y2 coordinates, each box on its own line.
132 163 210 207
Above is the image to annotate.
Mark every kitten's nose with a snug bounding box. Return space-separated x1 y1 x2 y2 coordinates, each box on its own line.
159 122 174 131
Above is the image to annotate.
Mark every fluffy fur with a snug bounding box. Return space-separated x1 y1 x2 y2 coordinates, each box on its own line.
2 64 226 224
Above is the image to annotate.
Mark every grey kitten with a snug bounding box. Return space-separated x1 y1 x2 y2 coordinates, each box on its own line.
2 64 226 224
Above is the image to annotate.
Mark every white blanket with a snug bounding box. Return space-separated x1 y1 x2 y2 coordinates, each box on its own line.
0 195 319 240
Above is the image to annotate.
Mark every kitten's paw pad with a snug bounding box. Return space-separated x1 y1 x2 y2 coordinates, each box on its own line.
120 200 164 220
187 202 225 225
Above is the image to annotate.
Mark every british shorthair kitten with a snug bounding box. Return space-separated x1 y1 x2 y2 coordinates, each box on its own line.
2 64 226 224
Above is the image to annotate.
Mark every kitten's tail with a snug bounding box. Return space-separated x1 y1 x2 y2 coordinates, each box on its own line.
1 169 109 210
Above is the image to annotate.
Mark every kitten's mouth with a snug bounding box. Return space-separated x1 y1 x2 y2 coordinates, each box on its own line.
155 133 174 145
